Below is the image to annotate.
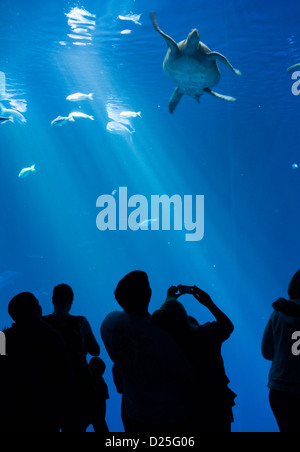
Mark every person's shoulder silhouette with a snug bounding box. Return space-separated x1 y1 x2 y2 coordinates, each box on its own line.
43 284 100 360
2 292 70 432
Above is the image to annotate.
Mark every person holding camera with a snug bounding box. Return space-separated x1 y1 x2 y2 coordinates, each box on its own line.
101 271 201 433
151 285 236 432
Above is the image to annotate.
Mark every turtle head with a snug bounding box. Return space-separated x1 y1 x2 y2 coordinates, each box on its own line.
184 29 200 54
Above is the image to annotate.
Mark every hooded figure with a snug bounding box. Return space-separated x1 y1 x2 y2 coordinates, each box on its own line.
262 270 300 432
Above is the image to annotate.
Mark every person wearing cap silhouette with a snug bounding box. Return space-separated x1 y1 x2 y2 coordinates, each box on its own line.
101 271 199 433
262 270 300 432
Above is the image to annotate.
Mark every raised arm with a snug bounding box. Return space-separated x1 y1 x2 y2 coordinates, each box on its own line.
192 286 234 336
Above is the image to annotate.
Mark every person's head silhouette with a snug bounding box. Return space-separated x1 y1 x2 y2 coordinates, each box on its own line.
52 284 74 315
114 271 152 315
8 292 42 324
288 270 300 300
89 357 106 376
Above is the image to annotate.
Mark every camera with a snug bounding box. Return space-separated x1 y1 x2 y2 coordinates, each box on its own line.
178 285 194 295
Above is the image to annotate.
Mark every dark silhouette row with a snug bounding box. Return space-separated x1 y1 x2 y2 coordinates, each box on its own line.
0 284 109 432
1 269 299 432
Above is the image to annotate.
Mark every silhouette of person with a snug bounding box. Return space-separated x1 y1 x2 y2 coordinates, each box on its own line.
1 292 71 432
151 285 236 432
86 357 109 432
262 270 300 432
43 284 100 431
101 271 200 433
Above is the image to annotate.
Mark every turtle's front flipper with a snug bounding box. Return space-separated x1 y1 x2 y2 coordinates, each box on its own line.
207 52 241 76
204 88 236 102
151 12 179 55
169 87 184 114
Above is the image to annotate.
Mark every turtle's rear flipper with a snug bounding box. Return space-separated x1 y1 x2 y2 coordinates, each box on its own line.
169 87 183 114
204 88 236 102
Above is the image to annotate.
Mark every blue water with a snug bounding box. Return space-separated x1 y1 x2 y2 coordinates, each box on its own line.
1 0 300 432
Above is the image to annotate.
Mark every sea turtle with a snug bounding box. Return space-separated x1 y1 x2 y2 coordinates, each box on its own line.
151 12 241 114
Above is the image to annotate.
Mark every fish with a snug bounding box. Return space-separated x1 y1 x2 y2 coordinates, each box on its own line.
51 114 75 126
287 63 300 73
121 29 132 35
69 111 94 120
66 92 94 102
120 111 141 119
18 164 36 179
0 116 13 124
118 14 142 25
138 218 158 229
0 104 26 124
106 121 134 135
51 112 94 126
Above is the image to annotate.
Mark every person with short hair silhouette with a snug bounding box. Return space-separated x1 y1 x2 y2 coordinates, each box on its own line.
101 271 199 433
1 292 70 432
43 284 100 431
262 270 300 432
151 285 236 432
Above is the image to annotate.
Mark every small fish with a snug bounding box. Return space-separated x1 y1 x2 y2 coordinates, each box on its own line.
66 92 94 102
51 112 94 126
0 104 26 124
118 14 142 25
18 164 36 179
0 116 13 124
121 29 132 35
139 218 158 229
69 111 94 120
120 110 141 119
106 121 134 135
51 115 75 126
287 63 300 73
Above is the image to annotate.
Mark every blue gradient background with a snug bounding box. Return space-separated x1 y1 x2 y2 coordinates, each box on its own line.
1 0 300 432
